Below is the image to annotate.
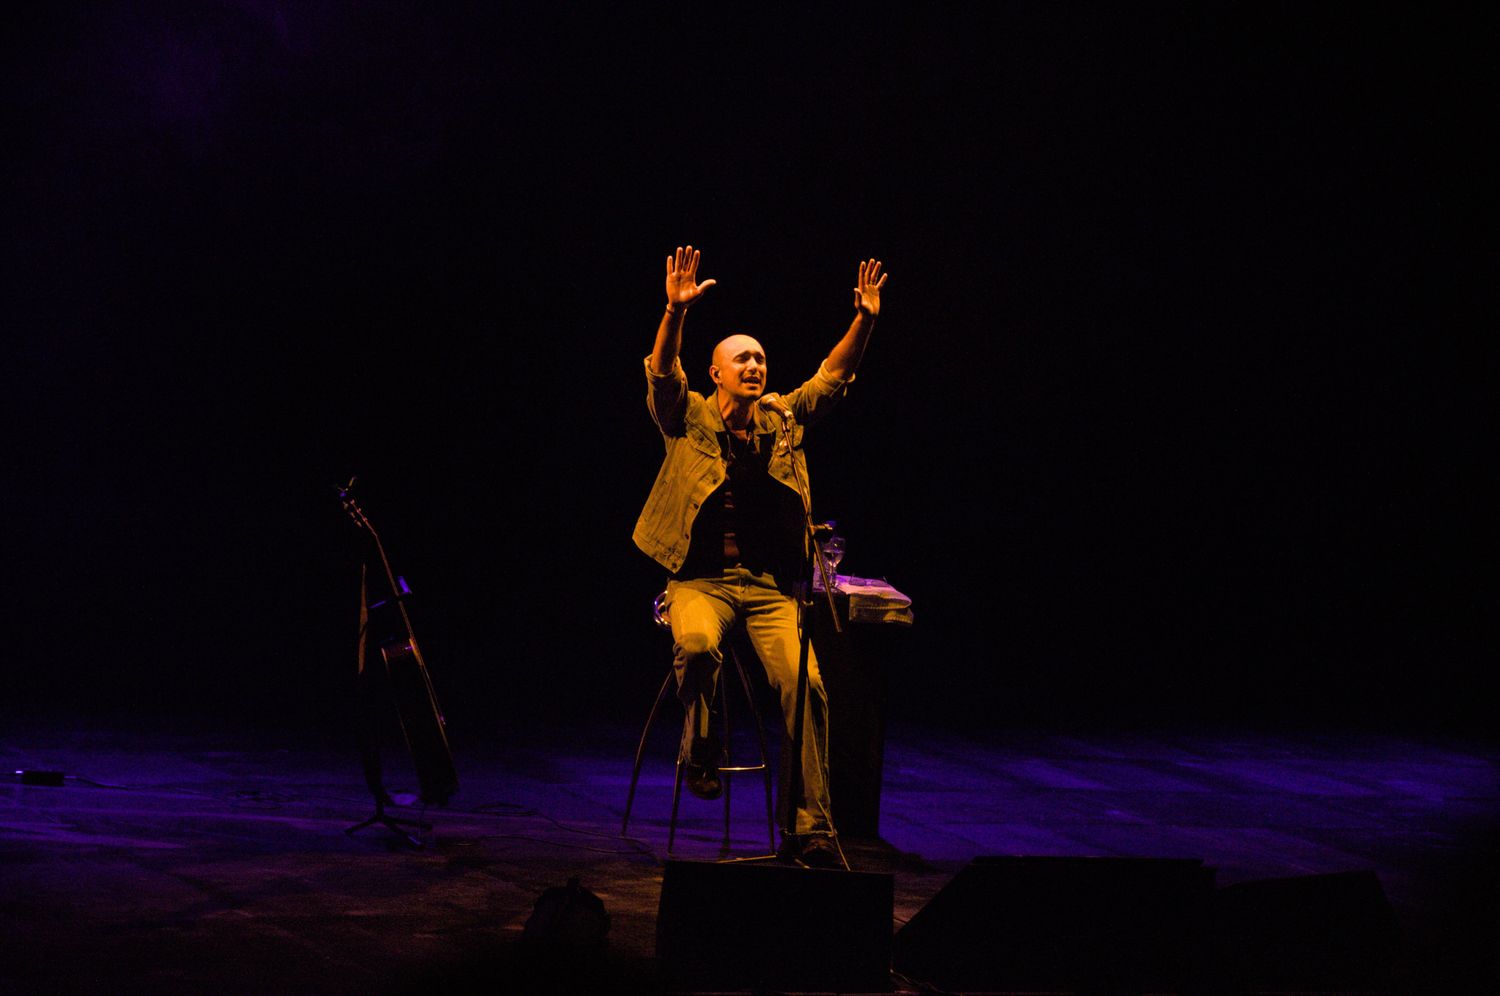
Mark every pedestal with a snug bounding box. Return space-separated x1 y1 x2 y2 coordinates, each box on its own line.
813 592 909 839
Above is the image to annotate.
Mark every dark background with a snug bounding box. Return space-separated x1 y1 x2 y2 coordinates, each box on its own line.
3 3 1486 743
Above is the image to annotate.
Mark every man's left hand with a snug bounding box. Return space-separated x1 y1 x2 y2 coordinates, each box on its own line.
853 258 888 316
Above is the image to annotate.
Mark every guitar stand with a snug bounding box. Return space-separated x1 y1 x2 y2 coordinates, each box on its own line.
338 478 460 852
346 795 430 849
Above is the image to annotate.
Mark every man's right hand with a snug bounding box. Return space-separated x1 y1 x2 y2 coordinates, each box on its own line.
665 245 716 310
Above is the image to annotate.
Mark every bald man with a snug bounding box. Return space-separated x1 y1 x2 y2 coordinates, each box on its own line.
633 245 887 869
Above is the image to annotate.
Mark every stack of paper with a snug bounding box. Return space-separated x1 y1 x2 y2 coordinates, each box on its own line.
814 574 914 626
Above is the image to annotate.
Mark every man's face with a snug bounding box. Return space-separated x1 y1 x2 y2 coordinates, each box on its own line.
710 335 767 402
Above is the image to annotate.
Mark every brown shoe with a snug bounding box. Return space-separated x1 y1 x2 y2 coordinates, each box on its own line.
782 834 844 869
799 835 843 869
683 737 721 801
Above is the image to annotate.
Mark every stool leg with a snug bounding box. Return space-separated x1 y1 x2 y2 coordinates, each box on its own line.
675 657 725 856
668 756 685 854
730 647 778 856
719 676 733 858
623 670 676 836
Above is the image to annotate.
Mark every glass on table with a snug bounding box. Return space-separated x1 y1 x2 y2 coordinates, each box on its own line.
819 532 845 580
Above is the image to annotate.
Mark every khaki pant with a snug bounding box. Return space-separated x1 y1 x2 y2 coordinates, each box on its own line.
665 568 834 837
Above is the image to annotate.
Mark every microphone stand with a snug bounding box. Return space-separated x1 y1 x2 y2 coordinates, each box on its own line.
773 411 845 866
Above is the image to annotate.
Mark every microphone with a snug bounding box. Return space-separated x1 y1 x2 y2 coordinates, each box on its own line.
759 393 794 422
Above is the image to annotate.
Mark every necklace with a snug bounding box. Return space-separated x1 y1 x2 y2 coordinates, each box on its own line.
724 424 755 463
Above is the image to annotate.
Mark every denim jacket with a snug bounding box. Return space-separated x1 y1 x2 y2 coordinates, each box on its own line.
633 355 851 574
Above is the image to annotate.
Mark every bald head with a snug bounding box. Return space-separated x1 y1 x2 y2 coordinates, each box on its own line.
711 334 764 369
708 334 768 406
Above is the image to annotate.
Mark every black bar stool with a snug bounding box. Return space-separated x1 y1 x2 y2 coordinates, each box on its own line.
622 590 777 859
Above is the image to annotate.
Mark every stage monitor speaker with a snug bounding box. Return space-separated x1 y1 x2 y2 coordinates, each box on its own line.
656 859 894 993
1214 869 1401 992
892 855 1217 994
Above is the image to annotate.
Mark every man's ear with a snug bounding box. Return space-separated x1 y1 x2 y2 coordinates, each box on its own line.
709 366 720 383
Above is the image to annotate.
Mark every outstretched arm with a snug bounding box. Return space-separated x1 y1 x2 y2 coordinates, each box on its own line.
824 258 888 381
649 245 717 376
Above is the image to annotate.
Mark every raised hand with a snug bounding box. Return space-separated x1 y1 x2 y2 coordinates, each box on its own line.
852 259 888 316
666 245 717 310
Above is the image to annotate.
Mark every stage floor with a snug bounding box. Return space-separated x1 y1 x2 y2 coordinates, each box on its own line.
2 710 1495 994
